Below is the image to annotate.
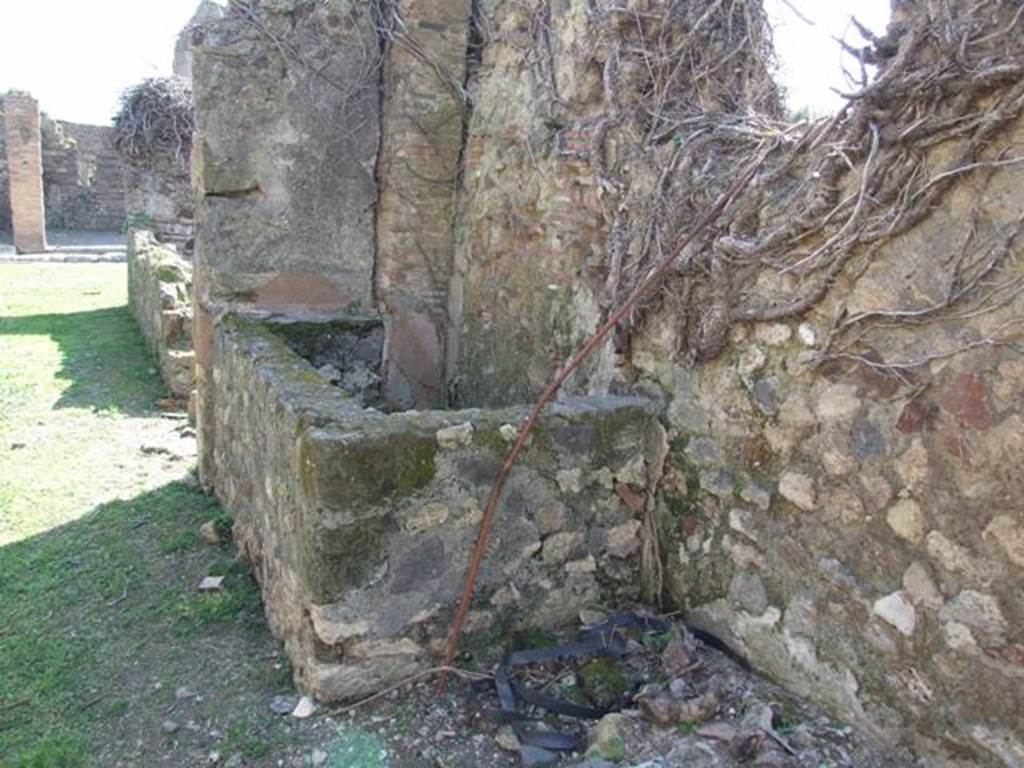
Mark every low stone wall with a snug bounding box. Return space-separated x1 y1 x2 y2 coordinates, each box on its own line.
210 315 663 701
127 230 195 399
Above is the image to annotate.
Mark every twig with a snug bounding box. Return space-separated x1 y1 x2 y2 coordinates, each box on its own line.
335 666 492 714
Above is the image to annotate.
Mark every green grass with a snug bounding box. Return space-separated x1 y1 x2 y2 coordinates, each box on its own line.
0 264 265 766
0 264 170 543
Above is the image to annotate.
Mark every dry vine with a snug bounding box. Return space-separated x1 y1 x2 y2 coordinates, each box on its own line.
512 0 1024 372
112 77 194 169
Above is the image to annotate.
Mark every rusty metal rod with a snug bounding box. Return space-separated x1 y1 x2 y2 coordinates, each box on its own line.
438 158 765 692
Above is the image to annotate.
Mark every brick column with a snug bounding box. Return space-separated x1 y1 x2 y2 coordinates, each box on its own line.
3 92 47 253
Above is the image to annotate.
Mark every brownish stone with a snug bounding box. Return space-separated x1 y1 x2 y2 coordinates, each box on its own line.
937 372 993 429
254 274 345 313
896 400 938 434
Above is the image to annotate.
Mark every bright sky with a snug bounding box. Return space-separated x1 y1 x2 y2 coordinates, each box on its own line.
0 0 201 125
0 0 891 126
765 0 893 115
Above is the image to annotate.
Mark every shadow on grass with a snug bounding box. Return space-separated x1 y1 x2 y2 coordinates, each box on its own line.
0 306 168 415
0 481 266 768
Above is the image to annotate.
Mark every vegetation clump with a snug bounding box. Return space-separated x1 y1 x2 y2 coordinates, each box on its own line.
112 77 194 169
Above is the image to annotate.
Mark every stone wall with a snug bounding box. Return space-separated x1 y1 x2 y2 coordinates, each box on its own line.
127 229 195 400
1 94 127 236
0 106 9 232
188 1 1024 764
211 315 661 701
122 158 194 249
41 118 126 232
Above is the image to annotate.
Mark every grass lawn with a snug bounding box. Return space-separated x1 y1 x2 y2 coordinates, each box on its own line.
0 265 288 767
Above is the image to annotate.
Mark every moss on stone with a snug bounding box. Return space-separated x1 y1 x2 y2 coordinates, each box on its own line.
578 657 632 710
472 426 510 459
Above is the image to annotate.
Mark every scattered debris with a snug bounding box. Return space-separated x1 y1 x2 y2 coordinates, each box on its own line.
291 696 315 719
197 576 224 592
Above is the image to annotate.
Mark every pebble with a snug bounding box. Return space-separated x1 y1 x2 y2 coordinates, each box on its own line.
174 686 193 700
291 696 316 718
311 748 328 767
270 694 298 715
161 719 180 734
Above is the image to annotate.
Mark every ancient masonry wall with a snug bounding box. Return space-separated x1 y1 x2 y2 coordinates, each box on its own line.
2 92 47 252
0 106 9 232
1 94 127 235
444 4 1024 766
189 2 1024 765
127 229 195 401
41 118 126 231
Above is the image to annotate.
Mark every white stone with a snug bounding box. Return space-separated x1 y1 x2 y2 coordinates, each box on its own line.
198 576 224 592
754 323 793 346
983 514 1024 568
490 584 521 607
404 502 449 534
556 468 583 494
886 499 925 544
797 323 817 346
779 472 816 512
436 422 474 449
291 696 315 718
816 384 861 420
499 423 518 442
943 621 979 653
737 345 767 376
873 592 917 636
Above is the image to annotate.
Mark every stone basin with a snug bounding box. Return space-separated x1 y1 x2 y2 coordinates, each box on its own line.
208 314 663 701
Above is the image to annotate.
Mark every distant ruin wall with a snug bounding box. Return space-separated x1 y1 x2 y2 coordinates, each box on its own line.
41 118 126 231
0 95 126 235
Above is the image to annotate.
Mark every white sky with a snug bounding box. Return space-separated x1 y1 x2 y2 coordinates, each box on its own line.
0 0 891 126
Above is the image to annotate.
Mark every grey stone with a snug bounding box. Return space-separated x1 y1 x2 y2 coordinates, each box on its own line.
161 719 181 734
850 418 887 459
700 469 736 499
269 695 297 715
741 483 772 511
729 570 769 615
752 378 780 415
390 537 445 594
